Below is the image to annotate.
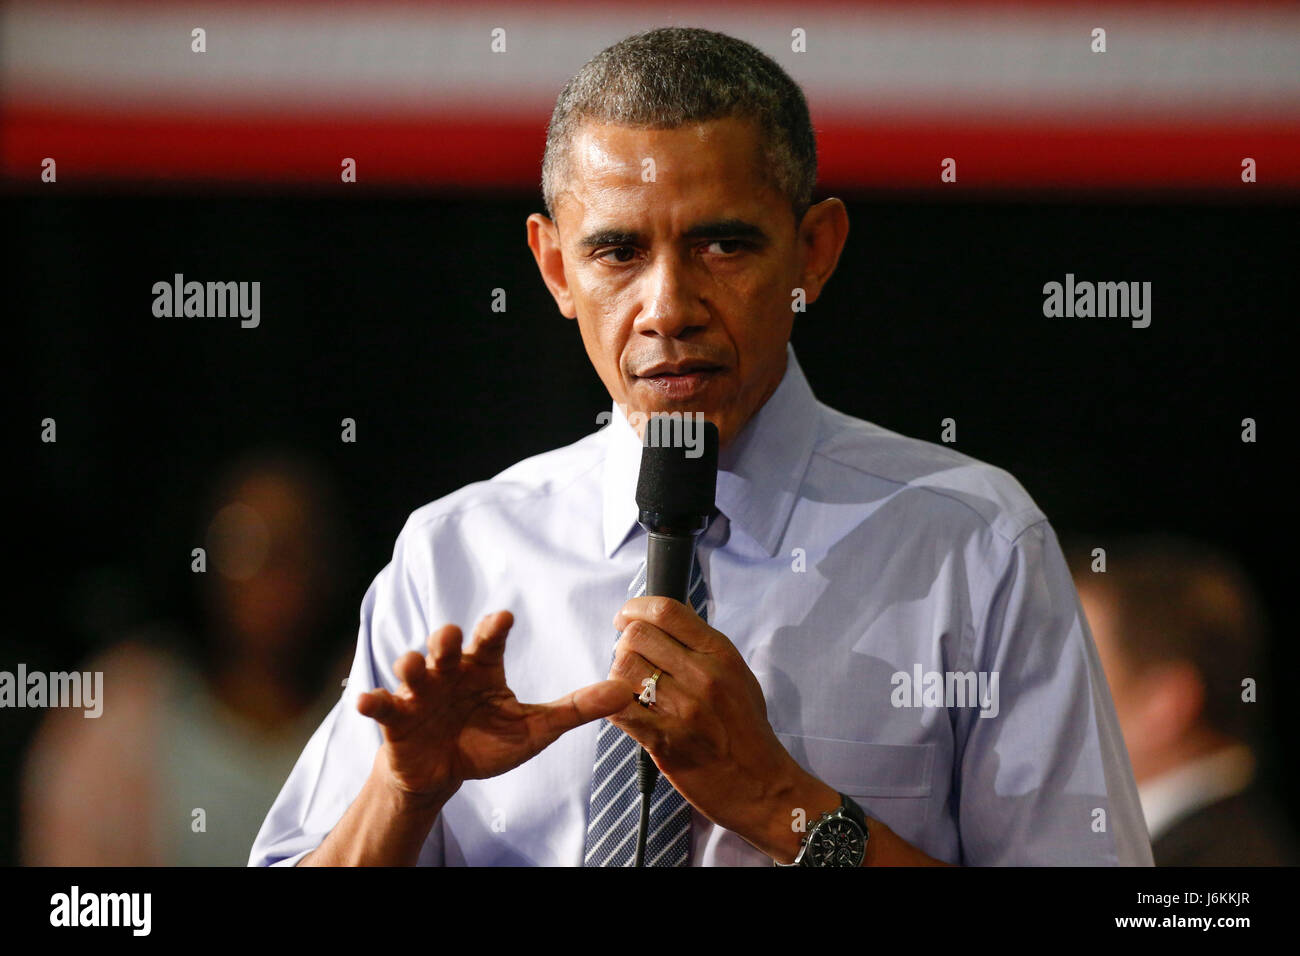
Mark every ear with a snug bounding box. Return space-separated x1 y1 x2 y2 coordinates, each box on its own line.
794 198 850 307
527 213 576 319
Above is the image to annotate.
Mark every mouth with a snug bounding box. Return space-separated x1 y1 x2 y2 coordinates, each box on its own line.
634 361 725 400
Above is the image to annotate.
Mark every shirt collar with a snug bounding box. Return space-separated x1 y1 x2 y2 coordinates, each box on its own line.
1137 743 1256 843
601 342 820 559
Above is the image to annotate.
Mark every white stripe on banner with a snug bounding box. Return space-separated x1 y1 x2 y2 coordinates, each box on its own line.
4 1 1299 120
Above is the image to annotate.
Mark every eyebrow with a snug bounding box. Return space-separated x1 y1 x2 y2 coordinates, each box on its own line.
576 218 769 251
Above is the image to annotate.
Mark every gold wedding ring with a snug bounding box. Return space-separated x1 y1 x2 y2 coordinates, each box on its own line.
637 669 661 708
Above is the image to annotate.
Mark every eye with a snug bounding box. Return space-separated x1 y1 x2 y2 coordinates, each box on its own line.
704 239 746 255
596 246 638 263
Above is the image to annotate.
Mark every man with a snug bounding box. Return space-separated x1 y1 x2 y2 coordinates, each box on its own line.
1068 535 1298 866
250 27 1151 867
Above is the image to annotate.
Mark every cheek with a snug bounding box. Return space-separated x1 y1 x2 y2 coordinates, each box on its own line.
572 269 627 329
729 305 793 380
713 264 779 315
731 268 795 333
585 306 628 358
574 304 631 392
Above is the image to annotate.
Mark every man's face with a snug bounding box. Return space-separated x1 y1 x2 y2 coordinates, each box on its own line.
528 116 846 448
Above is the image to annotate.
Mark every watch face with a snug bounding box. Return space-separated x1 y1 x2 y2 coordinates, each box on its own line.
807 818 866 867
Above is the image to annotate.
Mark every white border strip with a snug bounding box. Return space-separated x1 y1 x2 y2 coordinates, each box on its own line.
3 1 1299 119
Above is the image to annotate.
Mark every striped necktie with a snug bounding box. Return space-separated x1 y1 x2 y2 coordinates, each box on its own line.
582 553 710 866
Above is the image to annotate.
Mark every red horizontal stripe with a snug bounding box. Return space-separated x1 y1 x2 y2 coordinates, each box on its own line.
816 120 1300 190
36 0 1300 10
3 107 1297 190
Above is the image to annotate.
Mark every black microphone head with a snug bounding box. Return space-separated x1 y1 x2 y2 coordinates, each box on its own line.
635 415 719 525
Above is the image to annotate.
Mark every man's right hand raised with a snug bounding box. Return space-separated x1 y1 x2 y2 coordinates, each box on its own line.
300 609 627 865
358 609 627 815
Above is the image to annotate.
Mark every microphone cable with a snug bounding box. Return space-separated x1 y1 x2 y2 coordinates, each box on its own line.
633 747 658 866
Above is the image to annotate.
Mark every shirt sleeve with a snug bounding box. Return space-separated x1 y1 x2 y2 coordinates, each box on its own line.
952 520 1153 865
248 519 446 866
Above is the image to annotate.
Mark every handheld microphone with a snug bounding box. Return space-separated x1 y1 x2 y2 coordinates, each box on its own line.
630 415 719 866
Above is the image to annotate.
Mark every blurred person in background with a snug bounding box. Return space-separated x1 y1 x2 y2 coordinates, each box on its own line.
1067 534 1299 866
20 451 352 865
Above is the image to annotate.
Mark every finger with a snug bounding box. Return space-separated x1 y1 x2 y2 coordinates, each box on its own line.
465 610 513 665
356 687 398 724
609 649 677 715
394 651 432 693
428 626 463 671
616 619 696 680
603 688 660 746
530 679 630 743
609 647 662 690
614 596 717 652
425 624 462 667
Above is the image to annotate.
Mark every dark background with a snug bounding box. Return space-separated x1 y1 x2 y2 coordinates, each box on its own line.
5 190 1295 865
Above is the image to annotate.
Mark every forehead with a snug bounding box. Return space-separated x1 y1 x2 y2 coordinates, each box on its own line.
555 116 781 228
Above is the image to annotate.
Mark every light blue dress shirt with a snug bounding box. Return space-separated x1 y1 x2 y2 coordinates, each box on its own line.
250 344 1152 866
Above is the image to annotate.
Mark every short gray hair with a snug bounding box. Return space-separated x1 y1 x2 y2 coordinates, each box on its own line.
541 27 817 225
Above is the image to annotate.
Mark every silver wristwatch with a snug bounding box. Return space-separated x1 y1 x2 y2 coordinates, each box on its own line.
775 792 869 867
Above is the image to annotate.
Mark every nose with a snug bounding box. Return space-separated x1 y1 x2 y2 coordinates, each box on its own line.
632 252 709 339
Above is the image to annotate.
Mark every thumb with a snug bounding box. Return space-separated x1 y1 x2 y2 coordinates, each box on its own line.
532 679 630 743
